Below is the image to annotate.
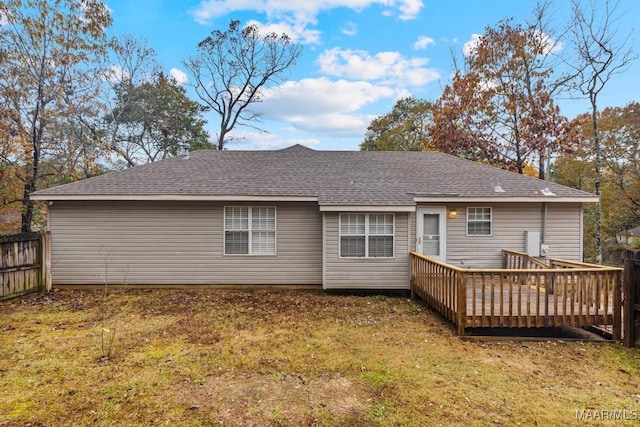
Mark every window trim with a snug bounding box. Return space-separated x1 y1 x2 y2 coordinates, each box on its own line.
339 213 395 258
466 206 492 237
223 206 277 256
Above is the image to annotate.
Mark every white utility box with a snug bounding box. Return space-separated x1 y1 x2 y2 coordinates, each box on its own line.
525 230 541 257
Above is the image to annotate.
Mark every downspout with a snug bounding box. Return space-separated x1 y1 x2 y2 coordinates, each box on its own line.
579 203 585 262
540 143 551 260
541 202 547 255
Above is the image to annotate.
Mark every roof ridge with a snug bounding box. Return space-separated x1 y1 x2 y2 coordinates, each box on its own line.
276 144 316 152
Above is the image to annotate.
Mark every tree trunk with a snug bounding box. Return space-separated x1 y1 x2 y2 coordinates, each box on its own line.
217 127 226 150
21 142 39 233
20 183 34 233
591 96 602 264
538 153 545 180
21 78 45 232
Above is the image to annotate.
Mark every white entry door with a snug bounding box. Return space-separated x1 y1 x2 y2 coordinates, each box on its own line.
416 207 446 261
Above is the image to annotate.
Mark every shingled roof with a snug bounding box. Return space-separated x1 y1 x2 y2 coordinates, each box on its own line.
31 144 596 206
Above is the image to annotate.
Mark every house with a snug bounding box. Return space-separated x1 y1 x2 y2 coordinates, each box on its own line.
30 144 597 289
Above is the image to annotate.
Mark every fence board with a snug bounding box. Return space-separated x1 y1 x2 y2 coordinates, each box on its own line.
0 232 50 300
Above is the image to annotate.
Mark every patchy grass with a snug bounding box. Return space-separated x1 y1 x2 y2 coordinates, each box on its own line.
1 289 639 426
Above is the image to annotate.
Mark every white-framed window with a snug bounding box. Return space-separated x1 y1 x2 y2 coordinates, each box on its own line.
340 213 394 258
224 207 276 255
467 207 492 236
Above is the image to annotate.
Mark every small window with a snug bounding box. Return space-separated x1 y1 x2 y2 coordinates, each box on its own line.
467 207 492 236
340 214 394 258
224 207 276 255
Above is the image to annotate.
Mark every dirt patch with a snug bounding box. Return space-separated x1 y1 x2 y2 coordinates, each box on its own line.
164 317 223 345
177 372 370 424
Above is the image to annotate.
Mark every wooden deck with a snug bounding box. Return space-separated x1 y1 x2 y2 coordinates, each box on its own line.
410 251 623 337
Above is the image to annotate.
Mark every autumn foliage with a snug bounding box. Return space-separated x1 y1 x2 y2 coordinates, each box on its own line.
555 102 640 261
430 20 572 178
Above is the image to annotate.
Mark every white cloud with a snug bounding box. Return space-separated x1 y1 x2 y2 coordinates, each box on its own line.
414 35 435 50
317 48 439 87
533 30 563 55
190 1 424 27
103 65 129 83
285 112 375 135
245 18 322 44
261 77 400 115
463 31 562 59
463 33 482 57
170 68 188 84
341 22 357 36
257 77 408 136
397 0 423 20
227 132 321 150
0 11 8 26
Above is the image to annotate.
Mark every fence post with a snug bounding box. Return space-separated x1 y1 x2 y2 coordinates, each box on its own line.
623 251 639 347
39 233 45 291
613 269 622 341
43 231 52 291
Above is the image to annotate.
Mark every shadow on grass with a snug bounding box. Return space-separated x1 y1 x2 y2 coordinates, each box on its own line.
464 326 610 341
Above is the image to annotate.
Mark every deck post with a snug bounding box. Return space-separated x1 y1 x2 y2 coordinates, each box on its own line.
409 254 416 301
457 271 467 336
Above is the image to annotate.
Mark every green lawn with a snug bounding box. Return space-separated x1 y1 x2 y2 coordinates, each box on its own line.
1 289 638 426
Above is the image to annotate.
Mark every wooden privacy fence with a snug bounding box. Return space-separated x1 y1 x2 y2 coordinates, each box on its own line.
410 251 623 338
0 232 51 300
623 250 640 348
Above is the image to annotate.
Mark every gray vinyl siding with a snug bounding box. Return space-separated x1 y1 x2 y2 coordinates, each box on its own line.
48 201 322 285
441 202 583 268
544 203 582 261
323 212 410 290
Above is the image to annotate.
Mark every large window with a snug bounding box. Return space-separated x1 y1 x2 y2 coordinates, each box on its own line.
340 214 394 258
467 207 492 236
224 207 276 255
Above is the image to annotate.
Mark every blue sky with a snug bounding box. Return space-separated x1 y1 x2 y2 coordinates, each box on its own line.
104 0 640 151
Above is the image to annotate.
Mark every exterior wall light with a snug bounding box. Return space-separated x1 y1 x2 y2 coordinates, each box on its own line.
448 209 458 218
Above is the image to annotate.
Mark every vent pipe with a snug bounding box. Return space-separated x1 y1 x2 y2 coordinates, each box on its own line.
179 143 190 160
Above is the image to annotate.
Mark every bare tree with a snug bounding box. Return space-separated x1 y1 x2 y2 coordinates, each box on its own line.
100 35 160 167
183 20 302 150
568 0 637 263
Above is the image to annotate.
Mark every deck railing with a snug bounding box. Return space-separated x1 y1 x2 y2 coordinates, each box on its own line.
502 249 548 270
410 253 467 335
410 251 623 338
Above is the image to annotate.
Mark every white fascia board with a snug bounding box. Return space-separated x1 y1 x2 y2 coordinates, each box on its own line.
412 196 599 203
319 205 416 212
29 194 319 202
